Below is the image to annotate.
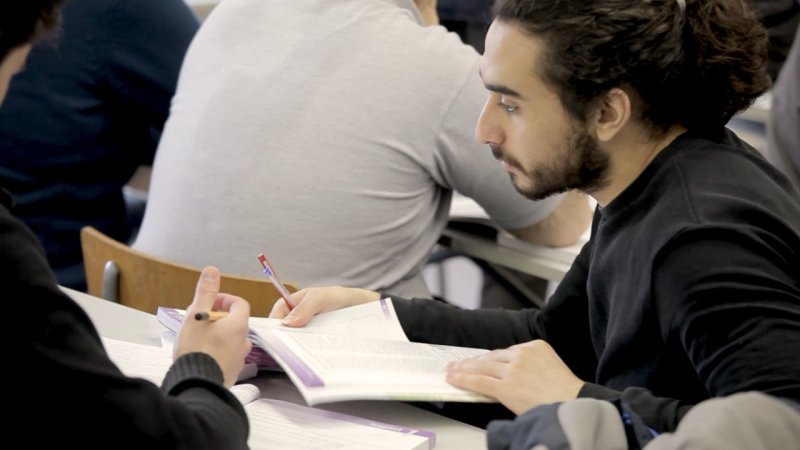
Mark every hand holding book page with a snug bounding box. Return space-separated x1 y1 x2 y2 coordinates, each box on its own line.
102 337 435 450
158 299 496 405
249 299 495 405
158 303 414 373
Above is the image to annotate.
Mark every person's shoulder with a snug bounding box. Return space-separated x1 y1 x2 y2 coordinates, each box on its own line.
415 24 480 64
669 130 800 219
672 128 777 179
640 129 798 224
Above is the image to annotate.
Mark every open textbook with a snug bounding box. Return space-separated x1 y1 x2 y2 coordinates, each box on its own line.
157 299 496 406
102 337 435 450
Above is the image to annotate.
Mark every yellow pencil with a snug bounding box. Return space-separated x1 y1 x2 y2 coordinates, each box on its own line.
194 311 229 321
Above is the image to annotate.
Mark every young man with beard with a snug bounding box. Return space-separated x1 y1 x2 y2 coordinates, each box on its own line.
268 0 800 436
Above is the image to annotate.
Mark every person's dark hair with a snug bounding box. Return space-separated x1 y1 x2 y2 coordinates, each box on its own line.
492 0 771 133
0 0 64 62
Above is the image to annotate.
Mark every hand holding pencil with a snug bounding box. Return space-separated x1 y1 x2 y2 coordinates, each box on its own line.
268 285 381 326
258 254 381 327
175 266 252 387
194 310 229 321
257 253 297 310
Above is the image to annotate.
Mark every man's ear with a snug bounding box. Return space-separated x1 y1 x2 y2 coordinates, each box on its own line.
592 88 631 143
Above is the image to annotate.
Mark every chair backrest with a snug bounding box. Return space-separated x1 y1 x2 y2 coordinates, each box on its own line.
80 226 297 316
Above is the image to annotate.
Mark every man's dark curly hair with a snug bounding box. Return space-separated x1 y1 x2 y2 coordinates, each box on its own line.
493 0 771 133
0 0 64 61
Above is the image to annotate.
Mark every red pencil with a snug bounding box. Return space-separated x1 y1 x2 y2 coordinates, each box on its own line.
257 253 297 309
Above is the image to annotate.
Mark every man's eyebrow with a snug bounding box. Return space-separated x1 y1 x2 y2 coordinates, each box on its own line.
478 67 524 99
484 83 523 99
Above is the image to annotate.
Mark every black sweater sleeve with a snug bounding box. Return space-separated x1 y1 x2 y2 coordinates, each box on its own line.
2 194 249 448
392 239 598 381
647 226 799 430
576 225 800 432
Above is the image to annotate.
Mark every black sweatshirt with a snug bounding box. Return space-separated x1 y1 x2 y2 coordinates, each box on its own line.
392 127 800 433
2 188 249 448
0 0 199 290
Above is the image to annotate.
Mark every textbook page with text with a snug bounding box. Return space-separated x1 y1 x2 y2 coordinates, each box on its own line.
247 299 495 406
102 337 435 450
157 300 495 406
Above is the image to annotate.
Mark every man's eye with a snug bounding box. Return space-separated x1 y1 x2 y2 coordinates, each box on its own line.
499 101 518 113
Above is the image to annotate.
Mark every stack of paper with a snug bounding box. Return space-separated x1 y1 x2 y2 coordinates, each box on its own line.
102 337 436 450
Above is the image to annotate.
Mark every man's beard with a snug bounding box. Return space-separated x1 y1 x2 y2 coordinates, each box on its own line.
494 124 610 201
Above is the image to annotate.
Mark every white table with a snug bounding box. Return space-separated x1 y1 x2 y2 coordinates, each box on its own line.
444 195 586 282
65 287 488 450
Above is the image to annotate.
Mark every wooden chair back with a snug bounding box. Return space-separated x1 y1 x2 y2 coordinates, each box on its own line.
80 226 297 316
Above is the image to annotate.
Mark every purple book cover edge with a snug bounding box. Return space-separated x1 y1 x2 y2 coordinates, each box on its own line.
259 330 325 387
267 399 436 448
